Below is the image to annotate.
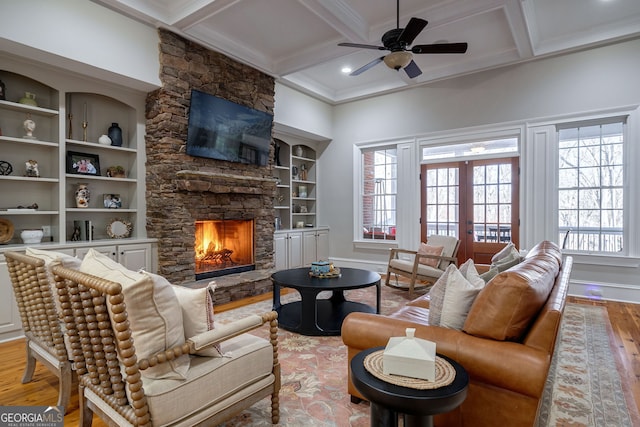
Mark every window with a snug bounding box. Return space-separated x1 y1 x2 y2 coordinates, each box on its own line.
557 118 626 253
361 147 397 240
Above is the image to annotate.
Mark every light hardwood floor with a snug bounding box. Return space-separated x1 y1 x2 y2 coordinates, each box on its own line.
0 292 638 425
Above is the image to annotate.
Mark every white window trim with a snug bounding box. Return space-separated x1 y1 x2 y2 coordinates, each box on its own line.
353 138 415 250
529 105 640 264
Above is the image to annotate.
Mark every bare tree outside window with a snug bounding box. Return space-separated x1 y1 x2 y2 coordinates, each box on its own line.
558 120 625 252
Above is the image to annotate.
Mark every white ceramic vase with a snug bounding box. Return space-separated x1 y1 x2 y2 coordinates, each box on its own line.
98 134 112 145
21 229 44 244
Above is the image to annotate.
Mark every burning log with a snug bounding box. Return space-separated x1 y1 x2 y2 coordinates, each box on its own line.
201 245 234 264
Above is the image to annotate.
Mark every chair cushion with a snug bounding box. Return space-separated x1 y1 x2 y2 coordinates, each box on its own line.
417 243 444 267
80 249 189 380
141 333 274 426
426 235 458 269
170 281 222 357
389 259 444 278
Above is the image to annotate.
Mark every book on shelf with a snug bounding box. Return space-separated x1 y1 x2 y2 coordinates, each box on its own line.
72 220 94 241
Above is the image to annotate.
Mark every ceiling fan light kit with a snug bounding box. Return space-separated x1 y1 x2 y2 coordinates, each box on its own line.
384 51 412 70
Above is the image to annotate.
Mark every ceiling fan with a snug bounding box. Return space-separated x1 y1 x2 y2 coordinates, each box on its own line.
338 0 468 78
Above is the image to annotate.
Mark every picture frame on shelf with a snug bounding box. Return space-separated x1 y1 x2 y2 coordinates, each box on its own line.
103 194 122 209
66 151 101 175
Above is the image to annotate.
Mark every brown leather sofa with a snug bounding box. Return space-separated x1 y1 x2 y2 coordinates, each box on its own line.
342 241 573 427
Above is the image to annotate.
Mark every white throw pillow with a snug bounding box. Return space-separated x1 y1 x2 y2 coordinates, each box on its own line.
427 264 457 326
80 249 189 380
440 259 486 330
491 242 516 263
169 280 222 357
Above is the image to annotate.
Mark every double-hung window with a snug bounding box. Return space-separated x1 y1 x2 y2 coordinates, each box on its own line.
557 117 626 253
361 146 397 241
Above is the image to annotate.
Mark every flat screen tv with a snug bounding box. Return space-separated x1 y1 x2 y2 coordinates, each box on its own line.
186 89 273 166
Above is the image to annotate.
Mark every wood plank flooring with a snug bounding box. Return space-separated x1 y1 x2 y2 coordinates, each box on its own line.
0 292 637 426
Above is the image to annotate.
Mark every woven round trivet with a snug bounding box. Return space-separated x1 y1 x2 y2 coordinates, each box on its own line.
363 350 456 390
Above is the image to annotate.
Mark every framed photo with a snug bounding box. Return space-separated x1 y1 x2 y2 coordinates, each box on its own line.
103 194 122 209
66 151 100 175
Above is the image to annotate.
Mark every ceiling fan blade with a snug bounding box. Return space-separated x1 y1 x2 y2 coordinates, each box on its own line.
404 60 422 79
338 42 386 51
412 43 468 54
350 56 385 76
398 17 428 46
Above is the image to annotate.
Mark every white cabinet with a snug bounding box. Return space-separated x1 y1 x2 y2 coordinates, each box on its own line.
274 231 303 270
75 243 152 272
302 227 329 266
0 259 22 340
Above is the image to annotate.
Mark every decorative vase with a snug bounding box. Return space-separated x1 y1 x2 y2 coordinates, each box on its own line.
21 229 44 244
98 134 112 145
75 184 90 208
295 145 304 157
108 122 123 146
18 92 38 107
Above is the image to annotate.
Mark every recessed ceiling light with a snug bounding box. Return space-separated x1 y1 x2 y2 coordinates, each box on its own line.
341 67 352 74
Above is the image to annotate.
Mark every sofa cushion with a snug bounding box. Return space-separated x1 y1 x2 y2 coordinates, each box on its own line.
463 252 561 341
491 242 516 263
429 260 485 330
80 249 189 379
417 243 444 267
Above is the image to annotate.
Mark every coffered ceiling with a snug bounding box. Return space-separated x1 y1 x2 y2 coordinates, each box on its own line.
93 0 640 104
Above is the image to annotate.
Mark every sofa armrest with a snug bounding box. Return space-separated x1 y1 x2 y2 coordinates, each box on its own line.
342 312 549 398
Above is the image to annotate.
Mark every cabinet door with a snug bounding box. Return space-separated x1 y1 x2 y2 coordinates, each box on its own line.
0 261 22 337
316 229 329 262
274 233 288 270
76 246 117 261
287 232 303 269
118 243 152 272
303 231 317 265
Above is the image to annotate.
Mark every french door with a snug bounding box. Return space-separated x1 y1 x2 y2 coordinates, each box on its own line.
421 157 519 264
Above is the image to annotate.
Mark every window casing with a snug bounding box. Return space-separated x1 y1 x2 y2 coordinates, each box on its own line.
557 118 626 253
361 147 397 241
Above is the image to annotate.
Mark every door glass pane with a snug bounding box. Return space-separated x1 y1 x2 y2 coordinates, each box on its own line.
473 162 513 243
423 166 459 238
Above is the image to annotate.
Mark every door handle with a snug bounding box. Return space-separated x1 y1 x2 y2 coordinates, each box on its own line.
467 230 473 235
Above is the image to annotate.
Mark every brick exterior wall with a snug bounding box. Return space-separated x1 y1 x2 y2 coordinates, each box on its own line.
145 29 277 285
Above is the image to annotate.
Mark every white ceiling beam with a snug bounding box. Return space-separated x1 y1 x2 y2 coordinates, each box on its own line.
297 0 370 43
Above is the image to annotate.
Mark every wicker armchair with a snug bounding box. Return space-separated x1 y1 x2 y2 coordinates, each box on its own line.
51 263 280 426
5 251 72 412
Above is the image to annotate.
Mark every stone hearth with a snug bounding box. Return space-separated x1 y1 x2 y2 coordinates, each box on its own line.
145 29 277 292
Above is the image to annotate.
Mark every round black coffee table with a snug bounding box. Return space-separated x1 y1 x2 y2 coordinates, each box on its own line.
271 267 381 336
351 347 468 427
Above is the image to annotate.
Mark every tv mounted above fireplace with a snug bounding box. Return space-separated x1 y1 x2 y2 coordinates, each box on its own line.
186 89 273 166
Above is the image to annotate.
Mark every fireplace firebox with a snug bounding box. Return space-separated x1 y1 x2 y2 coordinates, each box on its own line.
195 219 255 280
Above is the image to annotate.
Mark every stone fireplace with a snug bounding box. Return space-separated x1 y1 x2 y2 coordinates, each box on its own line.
145 29 277 289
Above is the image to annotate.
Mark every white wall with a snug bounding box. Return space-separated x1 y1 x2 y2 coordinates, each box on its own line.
0 0 160 92
274 83 333 141
324 38 640 302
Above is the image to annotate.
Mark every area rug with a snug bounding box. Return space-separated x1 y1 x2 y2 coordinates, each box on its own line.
213 286 635 426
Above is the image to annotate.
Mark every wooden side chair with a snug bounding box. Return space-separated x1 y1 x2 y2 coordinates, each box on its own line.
5 251 73 412
385 235 461 297
51 262 281 426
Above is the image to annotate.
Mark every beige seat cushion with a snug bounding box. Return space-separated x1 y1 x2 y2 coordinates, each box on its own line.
389 259 444 278
80 249 189 380
141 333 274 426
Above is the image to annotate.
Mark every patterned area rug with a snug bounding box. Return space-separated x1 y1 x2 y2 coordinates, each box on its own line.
214 285 634 426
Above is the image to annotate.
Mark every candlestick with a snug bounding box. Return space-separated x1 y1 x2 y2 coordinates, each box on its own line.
82 120 88 142
67 97 73 140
